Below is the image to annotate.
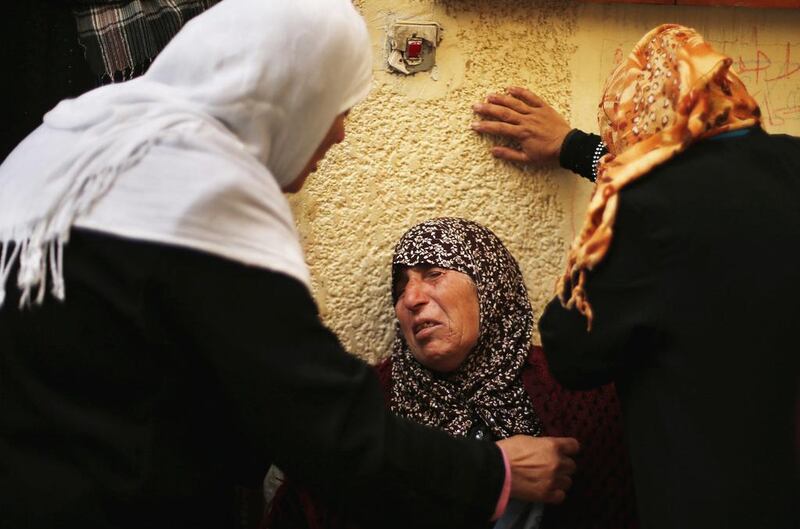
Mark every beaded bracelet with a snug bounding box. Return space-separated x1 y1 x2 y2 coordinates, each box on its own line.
591 141 606 182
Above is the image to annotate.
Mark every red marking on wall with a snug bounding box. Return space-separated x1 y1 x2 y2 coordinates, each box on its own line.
732 28 800 127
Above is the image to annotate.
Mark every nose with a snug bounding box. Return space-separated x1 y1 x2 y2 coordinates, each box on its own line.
401 277 428 311
333 121 346 144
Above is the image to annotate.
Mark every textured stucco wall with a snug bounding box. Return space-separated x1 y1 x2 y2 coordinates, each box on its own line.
291 0 800 363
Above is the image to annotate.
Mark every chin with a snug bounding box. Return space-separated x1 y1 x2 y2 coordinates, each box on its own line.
417 353 458 373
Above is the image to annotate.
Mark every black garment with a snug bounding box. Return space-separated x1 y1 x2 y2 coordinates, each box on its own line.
3 3 98 161
0 229 504 529
558 129 605 182
540 128 799 529
73 0 218 83
3 1 208 162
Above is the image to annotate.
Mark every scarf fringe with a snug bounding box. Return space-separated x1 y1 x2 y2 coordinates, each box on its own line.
0 240 22 308
0 219 71 310
0 139 155 310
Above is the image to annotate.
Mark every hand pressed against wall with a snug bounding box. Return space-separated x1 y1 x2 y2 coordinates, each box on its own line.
471 86 571 165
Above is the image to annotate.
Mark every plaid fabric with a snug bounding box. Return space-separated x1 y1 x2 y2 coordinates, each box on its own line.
74 0 220 83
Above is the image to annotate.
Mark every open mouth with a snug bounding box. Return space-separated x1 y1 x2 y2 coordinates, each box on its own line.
413 320 440 337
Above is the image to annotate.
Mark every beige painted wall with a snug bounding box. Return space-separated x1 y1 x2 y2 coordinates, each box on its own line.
290 0 800 363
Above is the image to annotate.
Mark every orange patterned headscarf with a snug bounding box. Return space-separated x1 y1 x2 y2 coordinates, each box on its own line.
558 24 761 329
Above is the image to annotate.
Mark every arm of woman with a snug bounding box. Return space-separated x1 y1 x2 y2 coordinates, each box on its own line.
471 87 605 181
151 248 504 529
538 189 666 390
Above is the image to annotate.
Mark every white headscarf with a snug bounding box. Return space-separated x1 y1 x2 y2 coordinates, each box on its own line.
0 0 372 308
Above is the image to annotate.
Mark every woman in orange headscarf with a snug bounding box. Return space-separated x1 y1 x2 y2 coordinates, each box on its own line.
473 24 799 529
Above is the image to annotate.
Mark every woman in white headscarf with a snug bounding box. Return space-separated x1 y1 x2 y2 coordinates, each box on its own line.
0 1 575 528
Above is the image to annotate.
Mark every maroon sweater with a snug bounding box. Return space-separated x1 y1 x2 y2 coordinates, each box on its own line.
266 346 638 529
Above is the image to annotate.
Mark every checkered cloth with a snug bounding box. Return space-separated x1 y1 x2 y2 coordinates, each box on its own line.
74 0 219 83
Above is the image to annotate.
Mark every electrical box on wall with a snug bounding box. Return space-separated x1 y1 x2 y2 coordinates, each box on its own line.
386 21 443 75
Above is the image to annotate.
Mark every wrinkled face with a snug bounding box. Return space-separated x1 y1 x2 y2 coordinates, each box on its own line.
285 110 349 193
394 265 480 373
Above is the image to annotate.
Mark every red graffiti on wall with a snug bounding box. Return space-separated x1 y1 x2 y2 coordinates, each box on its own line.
730 28 800 127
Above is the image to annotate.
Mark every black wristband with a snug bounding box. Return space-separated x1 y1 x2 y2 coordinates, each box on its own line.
559 129 606 182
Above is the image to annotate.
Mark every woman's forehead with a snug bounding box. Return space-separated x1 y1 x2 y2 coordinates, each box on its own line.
396 264 470 277
394 262 472 280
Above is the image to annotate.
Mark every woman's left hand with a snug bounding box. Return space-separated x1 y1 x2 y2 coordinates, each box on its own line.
497 435 579 504
471 87 572 165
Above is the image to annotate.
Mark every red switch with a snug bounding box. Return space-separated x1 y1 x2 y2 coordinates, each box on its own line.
406 39 423 60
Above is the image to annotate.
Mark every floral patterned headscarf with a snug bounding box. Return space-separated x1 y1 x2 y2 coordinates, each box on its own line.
559 24 761 328
389 218 541 439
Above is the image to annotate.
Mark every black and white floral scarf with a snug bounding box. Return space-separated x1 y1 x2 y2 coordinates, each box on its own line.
390 218 542 439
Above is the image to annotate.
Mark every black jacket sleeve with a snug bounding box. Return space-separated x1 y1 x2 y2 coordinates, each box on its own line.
150 249 505 529
559 129 605 182
538 185 667 390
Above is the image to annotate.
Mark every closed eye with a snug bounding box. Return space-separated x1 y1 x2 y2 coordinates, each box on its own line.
425 268 445 280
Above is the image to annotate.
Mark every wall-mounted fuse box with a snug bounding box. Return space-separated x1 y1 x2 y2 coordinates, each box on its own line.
387 21 443 75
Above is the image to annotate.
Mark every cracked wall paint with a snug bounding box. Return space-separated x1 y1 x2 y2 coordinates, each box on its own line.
289 0 799 363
